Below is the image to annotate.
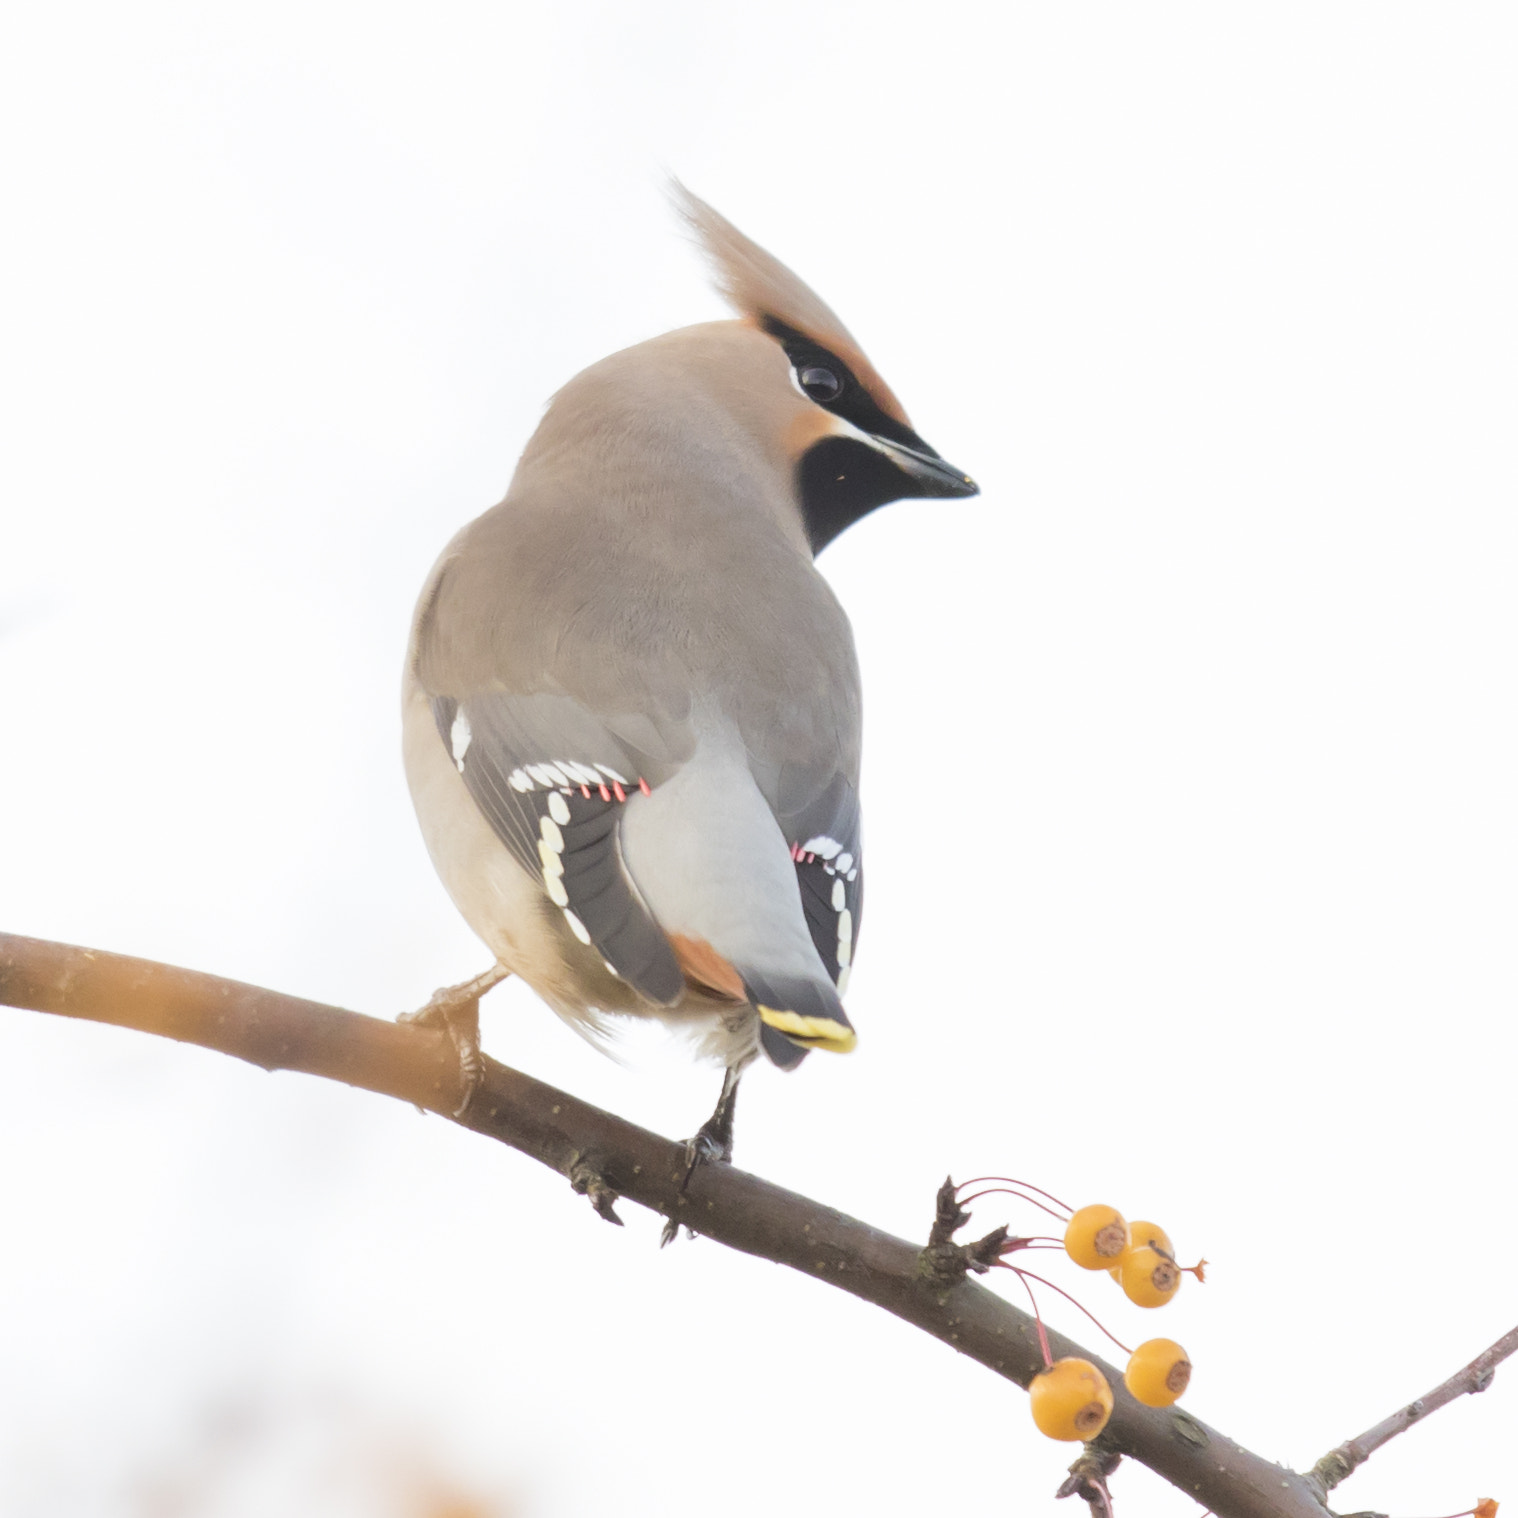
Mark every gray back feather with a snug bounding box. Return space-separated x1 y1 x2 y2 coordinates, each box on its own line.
413 322 863 796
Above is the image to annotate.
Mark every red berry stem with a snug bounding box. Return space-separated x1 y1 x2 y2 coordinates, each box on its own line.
1010 1266 1054 1368
956 1186 1070 1225
956 1175 1073 1214
1000 1265 1135 1357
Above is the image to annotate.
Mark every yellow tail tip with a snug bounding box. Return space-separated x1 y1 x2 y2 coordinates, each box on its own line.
758 1006 857 1054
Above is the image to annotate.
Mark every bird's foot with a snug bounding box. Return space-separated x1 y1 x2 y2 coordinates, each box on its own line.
658 1123 733 1247
682 1114 735 1175
659 1072 741 1247
568 1155 624 1226
401 963 512 1031
398 965 509 1117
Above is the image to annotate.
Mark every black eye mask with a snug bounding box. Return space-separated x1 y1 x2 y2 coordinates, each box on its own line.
759 314 941 459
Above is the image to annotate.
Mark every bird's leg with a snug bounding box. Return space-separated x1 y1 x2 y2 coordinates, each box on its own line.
660 1066 742 1247
398 964 510 1117
685 1064 742 1172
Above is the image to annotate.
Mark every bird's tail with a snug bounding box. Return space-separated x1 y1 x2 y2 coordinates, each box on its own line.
737 967 856 1070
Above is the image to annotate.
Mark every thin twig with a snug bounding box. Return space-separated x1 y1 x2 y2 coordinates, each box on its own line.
1309 1322 1518 1499
1058 1445 1121 1518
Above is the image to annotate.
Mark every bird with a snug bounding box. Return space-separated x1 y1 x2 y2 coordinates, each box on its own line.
401 186 977 1188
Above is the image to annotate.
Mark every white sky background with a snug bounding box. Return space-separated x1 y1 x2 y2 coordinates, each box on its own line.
2 3 1516 1514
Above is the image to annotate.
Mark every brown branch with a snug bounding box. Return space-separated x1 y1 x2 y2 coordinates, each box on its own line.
1309 1322 1518 1503
0 932 1361 1518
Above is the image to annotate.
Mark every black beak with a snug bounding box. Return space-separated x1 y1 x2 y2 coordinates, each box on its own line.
869 435 979 498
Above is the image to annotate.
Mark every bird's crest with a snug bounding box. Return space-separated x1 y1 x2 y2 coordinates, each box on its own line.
671 182 911 428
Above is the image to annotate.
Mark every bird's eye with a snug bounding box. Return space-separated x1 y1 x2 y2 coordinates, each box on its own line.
798 365 843 403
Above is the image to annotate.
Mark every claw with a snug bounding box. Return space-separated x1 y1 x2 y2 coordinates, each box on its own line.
679 1122 732 1188
657 1139 717 1247
449 1025 486 1118
658 1066 743 1247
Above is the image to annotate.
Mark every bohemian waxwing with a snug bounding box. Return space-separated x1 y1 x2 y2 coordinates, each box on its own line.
402 187 977 1179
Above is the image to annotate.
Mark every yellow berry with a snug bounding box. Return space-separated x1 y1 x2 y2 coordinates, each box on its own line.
1119 1244 1182 1308
1124 1339 1192 1406
1028 1358 1114 1441
1109 1220 1172 1280
1064 1205 1129 1270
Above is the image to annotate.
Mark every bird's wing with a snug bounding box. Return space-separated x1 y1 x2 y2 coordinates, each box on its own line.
772 766 863 996
429 688 692 1006
413 495 862 1020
